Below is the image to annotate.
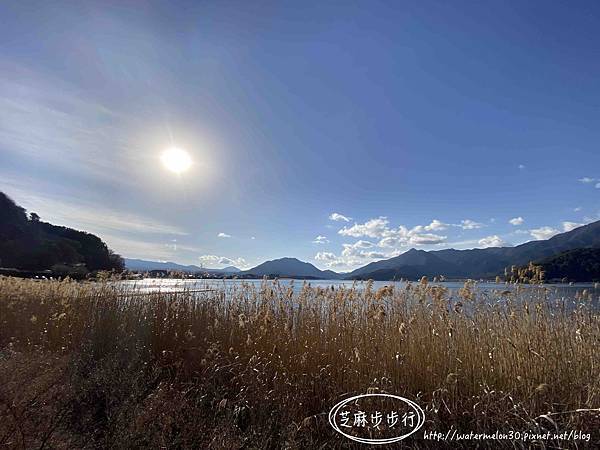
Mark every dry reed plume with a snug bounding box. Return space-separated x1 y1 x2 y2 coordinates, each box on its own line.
0 276 598 448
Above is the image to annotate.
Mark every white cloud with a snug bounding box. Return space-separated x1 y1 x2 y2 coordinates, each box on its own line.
378 236 403 248
518 164 525 170
509 217 524 226
460 219 484 230
312 235 329 244
478 235 506 248
442 238 480 248
529 226 560 240
382 227 447 247
315 248 387 270
315 252 337 262
338 217 448 245
339 217 389 238
329 212 351 222
251 236 256 240
424 219 449 231
217 232 231 238
327 215 514 269
339 217 448 250
409 233 447 245
342 246 385 260
198 255 221 264
317 218 451 270
341 241 378 257
578 177 596 184
583 212 600 223
574 207 582 212
562 221 584 232
314 239 392 270
577 177 600 188
404 219 449 234
351 240 375 248
199 255 247 269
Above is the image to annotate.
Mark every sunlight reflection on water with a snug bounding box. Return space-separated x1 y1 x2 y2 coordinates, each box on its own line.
117 278 599 309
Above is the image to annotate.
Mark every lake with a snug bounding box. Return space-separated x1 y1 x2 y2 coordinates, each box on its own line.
118 278 600 308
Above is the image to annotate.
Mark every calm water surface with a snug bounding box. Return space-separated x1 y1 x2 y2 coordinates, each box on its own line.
118 278 599 308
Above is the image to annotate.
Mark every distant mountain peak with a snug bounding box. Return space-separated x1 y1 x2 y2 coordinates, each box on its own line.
245 257 341 279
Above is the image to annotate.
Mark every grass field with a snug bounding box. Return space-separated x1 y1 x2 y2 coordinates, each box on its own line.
0 276 598 448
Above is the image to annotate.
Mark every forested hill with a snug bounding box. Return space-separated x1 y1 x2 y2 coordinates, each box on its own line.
0 192 124 273
534 248 600 282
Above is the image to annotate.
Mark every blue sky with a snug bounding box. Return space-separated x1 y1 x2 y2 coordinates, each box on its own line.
1 1 599 271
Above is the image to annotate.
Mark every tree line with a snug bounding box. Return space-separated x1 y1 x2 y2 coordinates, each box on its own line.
0 192 124 275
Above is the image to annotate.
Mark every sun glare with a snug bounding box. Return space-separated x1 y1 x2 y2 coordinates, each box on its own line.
161 147 192 174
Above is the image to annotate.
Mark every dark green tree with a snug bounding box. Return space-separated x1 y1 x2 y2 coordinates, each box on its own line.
0 192 125 273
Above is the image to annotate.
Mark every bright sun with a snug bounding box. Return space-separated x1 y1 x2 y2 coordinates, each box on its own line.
161 147 192 174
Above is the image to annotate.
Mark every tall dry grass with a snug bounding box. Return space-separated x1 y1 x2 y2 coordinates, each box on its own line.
0 276 598 448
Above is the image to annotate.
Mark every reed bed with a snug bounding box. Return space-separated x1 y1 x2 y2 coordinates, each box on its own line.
0 276 598 449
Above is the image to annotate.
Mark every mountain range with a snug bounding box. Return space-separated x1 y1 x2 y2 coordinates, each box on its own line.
124 258 240 274
129 220 600 281
347 220 600 280
244 220 600 280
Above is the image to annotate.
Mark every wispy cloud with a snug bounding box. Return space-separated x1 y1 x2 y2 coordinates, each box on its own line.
0 64 136 185
508 217 524 226
2 187 187 236
329 212 351 222
577 177 600 188
441 238 480 248
0 182 201 261
460 219 484 230
562 221 584 232
104 236 181 260
312 235 329 244
217 232 231 238
578 177 596 184
199 254 247 269
529 226 560 240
